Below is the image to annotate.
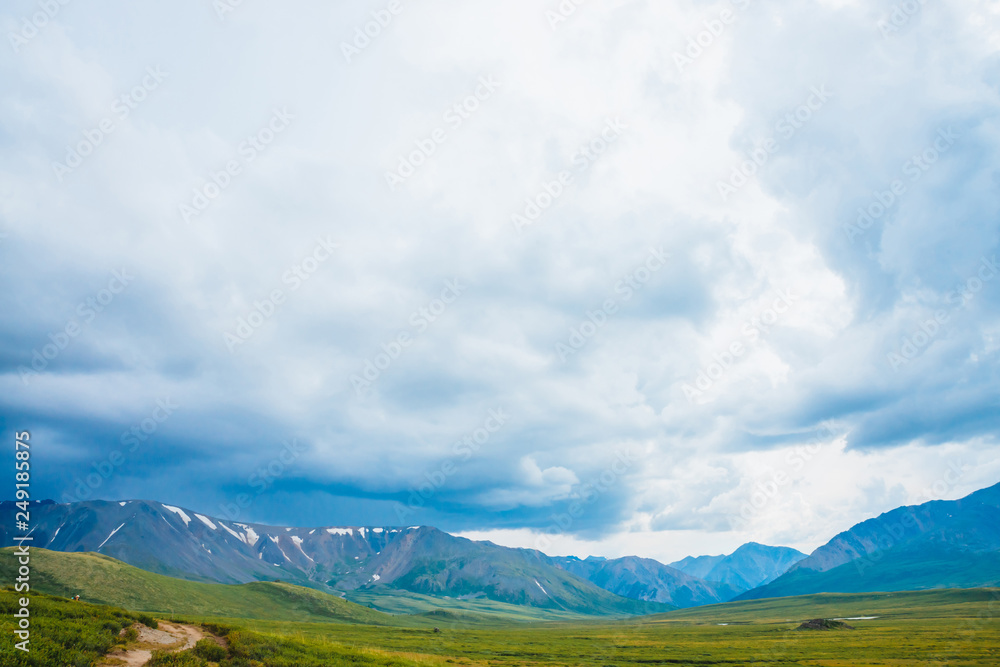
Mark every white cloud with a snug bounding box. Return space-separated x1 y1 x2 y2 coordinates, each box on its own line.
1 0 998 556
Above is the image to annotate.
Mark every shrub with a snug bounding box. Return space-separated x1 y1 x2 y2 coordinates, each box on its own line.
138 613 160 629
202 621 232 637
0 589 149 667
148 649 208 666
193 638 228 661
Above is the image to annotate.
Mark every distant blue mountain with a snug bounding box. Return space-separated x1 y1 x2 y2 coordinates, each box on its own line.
670 542 806 591
738 481 1000 600
548 554 741 607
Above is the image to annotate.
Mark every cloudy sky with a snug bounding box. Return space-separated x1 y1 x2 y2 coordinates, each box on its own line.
2 0 999 564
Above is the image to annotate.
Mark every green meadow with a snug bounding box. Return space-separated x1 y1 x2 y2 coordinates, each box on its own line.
208 589 1000 667
2 548 999 666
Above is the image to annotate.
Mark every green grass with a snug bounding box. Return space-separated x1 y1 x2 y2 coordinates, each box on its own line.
0 587 149 667
0 548 615 626
175 588 1000 666
6 548 1000 665
0 547 392 625
178 612 1000 667
4 579 1000 666
649 587 1000 623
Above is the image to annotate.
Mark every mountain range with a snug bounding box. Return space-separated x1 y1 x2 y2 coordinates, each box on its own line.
738 481 1000 600
4 480 998 614
547 554 744 607
670 541 807 590
0 499 791 613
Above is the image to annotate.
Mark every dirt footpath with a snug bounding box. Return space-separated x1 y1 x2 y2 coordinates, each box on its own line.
100 621 220 667
156 622 206 650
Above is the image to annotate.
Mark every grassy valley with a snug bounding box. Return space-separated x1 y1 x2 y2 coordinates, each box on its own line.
3 549 999 666
183 587 1000 666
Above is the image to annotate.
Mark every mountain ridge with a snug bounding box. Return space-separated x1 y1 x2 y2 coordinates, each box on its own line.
548 554 742 607
738 481 1000 600
0 499 669 615
0 498 807 611
670 542 807 590
26 482 1000 613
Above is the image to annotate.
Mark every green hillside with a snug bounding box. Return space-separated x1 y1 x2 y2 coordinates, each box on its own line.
648 587 1000 624
0 588 151 666
345 587 620 622
0 548 391 625
4 559 1000 666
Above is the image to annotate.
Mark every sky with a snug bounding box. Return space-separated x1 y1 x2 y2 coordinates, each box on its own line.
1 0 999 565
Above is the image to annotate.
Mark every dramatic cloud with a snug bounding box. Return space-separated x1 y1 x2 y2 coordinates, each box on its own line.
2 0 998 560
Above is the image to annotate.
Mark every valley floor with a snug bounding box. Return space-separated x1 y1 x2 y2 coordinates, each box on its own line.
207 612 1000 666
3 587 998 666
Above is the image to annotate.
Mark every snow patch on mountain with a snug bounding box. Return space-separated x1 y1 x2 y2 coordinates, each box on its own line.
235 523 259 546
219 522 245 543
98 522 125 549
290 535 314 562
162 505 191 526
